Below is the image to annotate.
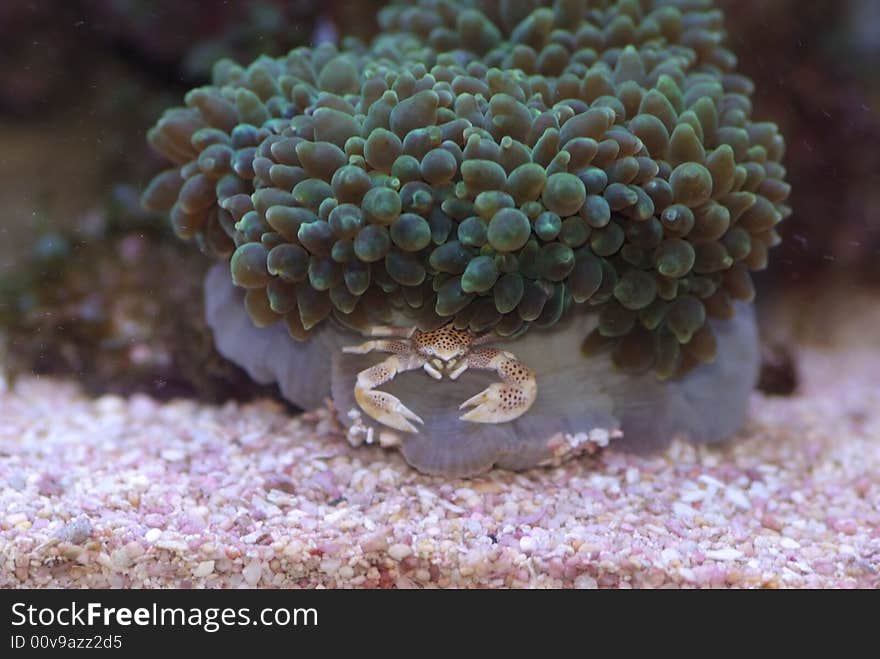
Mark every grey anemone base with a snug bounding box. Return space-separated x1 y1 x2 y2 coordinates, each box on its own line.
205 264 760 477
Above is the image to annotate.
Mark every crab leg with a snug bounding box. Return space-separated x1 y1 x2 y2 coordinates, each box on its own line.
364 325 416 339
342 338 410 355
458 348 537 424
347 351 427 433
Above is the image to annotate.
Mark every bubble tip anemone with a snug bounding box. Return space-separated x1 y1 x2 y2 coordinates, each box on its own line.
152 0 786 475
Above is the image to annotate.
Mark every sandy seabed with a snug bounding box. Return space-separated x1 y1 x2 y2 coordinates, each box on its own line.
1 337 878 588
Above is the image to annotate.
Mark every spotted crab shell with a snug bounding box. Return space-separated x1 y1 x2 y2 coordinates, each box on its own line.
205 264 759 477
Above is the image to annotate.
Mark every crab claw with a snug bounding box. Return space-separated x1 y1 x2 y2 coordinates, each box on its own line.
355 388 424 433
350 353 426 433
459 382 535 424
458 348 537 424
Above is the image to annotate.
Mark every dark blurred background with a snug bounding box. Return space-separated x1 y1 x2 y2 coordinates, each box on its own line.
0 0 383 276
723 0 880 286
0 0 389 398
0 0 877 396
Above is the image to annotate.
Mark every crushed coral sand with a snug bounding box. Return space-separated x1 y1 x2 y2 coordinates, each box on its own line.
1 342 878 588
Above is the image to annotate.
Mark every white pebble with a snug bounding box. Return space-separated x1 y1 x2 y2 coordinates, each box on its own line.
144 528 162 543
242 560 263 586
160 448 185 462
194 561 215 577
681 489 707 503
388 543 412 561
673 502 698 519
320 559 342 575
698 475 726 489
6 513 27 525
8 474 26 491
705 548 743 561
519 536 537 553
724 487 751 510
110 549 133 570
660 548 681 564
780 537 801 550
55 517 92 545
156 539 187 552
589 429 612 447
